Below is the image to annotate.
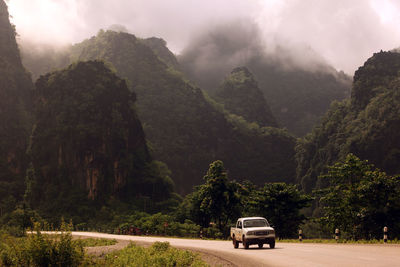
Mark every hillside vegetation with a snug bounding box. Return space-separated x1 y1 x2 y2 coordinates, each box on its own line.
67 30 297 193
297 51 400 192
29 61 174 221
213 66 278 127
0 0 33 218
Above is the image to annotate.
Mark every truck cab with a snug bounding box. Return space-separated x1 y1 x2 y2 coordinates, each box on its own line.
230 217 275 249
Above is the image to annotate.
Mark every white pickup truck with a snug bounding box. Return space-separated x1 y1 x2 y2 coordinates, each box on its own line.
230 217 275 249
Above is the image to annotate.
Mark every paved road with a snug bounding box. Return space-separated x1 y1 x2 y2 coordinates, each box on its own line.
72 232 400 267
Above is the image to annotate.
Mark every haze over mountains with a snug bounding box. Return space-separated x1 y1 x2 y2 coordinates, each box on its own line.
8 0 400 74
178 21 351 135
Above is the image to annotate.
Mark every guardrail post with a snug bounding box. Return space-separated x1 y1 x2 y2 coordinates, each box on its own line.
335 228 339 241
298 229 303 242
384 226 388 243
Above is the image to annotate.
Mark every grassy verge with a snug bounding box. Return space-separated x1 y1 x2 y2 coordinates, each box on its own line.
278 239 400 244
95 241 208 266
75 237 117 247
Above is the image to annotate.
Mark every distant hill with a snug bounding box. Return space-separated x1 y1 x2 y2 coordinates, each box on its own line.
0 0 33 215
178 22 351 136
213 66 278 127
30 61 174 217
67 30 297 194
296 51 400 192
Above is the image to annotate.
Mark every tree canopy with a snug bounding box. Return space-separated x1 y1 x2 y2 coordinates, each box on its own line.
318 154 400 239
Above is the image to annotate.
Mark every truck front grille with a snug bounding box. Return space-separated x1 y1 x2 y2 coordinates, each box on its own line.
255 231 269 235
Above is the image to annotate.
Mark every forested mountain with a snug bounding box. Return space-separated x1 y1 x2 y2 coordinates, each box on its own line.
178 22 351 136
30 61 174 218
67 30 297 194
213 67 278 127
296 51 400 192
141 37 180 69
0 0 33 216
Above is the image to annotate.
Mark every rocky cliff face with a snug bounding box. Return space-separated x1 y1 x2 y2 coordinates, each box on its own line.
0 0 33 212
31 61 152 203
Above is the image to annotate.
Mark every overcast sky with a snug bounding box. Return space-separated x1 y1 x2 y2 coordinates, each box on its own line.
6 0 400 74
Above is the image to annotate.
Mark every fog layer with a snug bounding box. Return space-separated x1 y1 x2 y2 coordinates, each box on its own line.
7 0 400 74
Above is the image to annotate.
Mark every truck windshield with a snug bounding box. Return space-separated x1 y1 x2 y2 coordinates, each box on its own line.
243 219 269 228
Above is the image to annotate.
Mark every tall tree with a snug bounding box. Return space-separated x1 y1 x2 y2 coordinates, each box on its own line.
250 183 312 238
319 154 400 239
186 161 241 234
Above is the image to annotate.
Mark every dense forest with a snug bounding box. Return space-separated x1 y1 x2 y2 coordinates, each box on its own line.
213 66 278 127
30 60 177 222
1 0 400 246
296 51 400 193
23 29 297 194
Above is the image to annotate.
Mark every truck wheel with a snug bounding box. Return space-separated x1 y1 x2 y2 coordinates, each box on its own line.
243 236 249 249
258 243 263 248
232 236 239 249
269 240 275 249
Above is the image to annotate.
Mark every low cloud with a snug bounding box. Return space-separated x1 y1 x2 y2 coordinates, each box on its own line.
7 0 400 74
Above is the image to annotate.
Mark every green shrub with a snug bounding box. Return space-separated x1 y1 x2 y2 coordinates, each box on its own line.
0 221 86 266
100 242 208 266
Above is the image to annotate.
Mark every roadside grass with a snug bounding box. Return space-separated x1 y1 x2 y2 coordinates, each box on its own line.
95 241 208 267
0 229 88 266
278 239 400 244
75 237 117 247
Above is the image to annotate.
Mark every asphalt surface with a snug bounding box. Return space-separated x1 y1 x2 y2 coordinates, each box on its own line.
71 232 400 267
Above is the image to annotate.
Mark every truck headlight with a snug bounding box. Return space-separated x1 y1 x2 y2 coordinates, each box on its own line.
247 231 254 235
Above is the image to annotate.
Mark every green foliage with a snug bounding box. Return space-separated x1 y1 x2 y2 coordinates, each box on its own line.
1 205 40 237
30 60 174 219
213 67 278 127
351 51 400 110
76 238 117 247
318 154 400 239
184 161 241 235
112 212 203 238
297 51 400 193
99 242 208 267
181 160 311 238
249 183 312 238
140 37 180 69
0 0 33 224
67 30 297 193
0 221 86 267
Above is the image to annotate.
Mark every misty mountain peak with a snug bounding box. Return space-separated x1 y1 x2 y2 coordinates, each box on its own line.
352 50 400 110
0 0 23 66
214 67 278 127
141 37 179 69
230 66 253 78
